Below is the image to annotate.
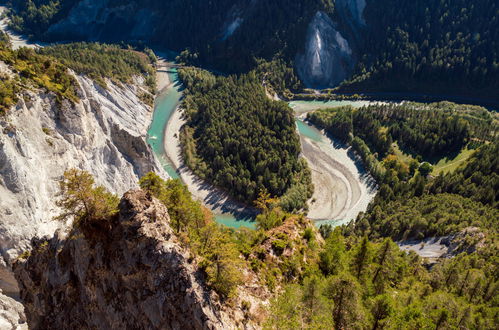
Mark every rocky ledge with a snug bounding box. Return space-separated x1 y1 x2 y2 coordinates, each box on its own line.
14 190 234 329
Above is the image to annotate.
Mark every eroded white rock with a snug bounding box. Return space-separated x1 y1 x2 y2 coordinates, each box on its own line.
0 71 165 328
296 11 355 88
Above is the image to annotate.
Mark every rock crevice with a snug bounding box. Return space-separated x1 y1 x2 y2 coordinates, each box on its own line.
0 71 164 328
14 190 234 330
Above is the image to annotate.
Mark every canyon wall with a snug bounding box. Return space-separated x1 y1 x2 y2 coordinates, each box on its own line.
14 190 234 329
0 64 163 328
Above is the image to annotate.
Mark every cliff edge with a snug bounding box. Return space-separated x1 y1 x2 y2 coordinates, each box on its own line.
14 189 235 329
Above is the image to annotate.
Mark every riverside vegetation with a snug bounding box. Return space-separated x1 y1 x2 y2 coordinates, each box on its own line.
178 66 313 212
307 102 498 240
53 169 498 329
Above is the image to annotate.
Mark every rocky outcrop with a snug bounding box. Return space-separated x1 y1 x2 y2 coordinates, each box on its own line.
0 290 26 330
296 11 355 88
296 1 368 88
0 73 161 266
13 190 235 329
398 227 488 264
0 67 164 327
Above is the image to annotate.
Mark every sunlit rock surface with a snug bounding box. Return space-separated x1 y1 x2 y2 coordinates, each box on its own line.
0 70 163 328
14 190 235 329
296 11 354 88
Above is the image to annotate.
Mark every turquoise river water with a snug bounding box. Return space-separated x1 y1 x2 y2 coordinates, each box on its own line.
147 65 376 229
146 63 257 229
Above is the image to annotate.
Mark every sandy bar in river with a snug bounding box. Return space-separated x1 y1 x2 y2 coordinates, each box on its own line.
297 117 377 225
164 106 257 218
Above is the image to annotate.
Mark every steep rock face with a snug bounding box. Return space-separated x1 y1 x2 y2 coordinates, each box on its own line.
0 68 164 329
296 11 354 88
0 290 26 330
0 74 161 267
13 190 234 329
296 0 368 89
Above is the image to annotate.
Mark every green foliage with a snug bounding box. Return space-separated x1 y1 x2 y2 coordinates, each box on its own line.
362 193 498 241
8 0 79 37
266 232 498 329
0 41 78 104
139 172 204 234
0 31 10 45
175 48 199 66
352 139 499 242
0 73 19 115
430 143 499 208
6 1 499 100
55 169 119 229
313 102 494 159
309 102 498 243
39 43 156 91
256 208 285 232
306 106 353 143
178 67 312 208
319 228 346 276
254 58 302 96
139 172 242 299
199 225 244 299
302 227 314 242
418 162 433 177
343 0 499 99
271 233 290 256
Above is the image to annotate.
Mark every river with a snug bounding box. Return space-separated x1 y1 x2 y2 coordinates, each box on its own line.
0 10 378 229
148 62 379 229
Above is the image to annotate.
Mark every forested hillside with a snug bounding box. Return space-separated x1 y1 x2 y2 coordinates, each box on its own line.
39 42 156 90
178 67 313 211
5 0 322 73
278 102 499 328
0 31 78 111
6 0 498 100
307 102 498 243
266 230 498 329
342 0 499 98
48 169 499 329
308 102 497 176
0 39 157 114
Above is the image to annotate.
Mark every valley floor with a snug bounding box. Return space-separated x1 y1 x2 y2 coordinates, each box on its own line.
298 120 377 224
164 107 257 218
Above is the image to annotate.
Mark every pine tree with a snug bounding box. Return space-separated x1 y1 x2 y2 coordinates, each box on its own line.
55 169 119 229
351 236 372 280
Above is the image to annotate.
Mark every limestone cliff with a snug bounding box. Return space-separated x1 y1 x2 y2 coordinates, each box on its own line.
0 73 162 265
0 63 164 328
14 190 235 329
296 1 367 88
296 11 355 88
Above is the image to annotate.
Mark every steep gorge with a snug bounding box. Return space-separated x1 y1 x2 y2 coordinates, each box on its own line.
0 64 164 327
13 189 236 329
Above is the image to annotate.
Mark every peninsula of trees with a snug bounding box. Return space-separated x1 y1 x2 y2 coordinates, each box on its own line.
178 67 313 211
